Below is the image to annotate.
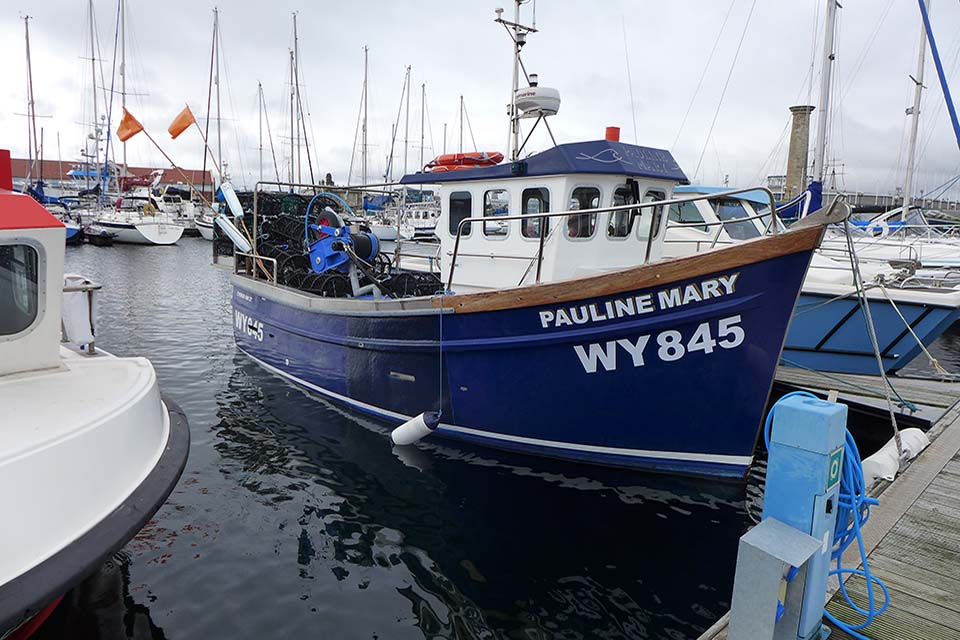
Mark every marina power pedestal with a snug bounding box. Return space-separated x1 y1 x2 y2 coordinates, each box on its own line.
728 396 846 640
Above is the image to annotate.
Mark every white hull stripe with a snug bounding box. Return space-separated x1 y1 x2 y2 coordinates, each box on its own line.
239 347 753 468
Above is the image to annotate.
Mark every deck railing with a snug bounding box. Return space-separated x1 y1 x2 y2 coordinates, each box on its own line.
446 186 779 290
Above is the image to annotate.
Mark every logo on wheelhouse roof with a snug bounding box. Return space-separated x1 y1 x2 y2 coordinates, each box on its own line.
538 273 740 330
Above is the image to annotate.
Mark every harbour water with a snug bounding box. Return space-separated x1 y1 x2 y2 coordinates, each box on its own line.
36 239 960 640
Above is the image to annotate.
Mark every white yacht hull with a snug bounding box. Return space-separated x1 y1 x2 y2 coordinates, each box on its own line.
196 217 215 241
97 220 184 245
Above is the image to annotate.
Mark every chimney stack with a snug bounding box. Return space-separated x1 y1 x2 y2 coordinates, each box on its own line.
785 105 815 201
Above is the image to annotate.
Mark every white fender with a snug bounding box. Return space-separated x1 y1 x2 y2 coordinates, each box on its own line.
391 411 440 445
214 216 252 253
220 181 245 219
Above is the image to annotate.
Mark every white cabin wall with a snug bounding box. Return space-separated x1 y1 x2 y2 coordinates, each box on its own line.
0 226 65 376
437 175 677 291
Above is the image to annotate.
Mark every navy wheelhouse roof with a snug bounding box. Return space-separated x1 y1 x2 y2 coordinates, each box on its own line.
399 140 689 185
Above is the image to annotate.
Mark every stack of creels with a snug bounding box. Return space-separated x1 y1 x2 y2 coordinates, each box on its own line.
383 272 444 298
260 214 310 248
286 270 352 298
257 241 311 286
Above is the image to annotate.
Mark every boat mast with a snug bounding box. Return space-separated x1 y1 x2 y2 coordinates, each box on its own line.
495 1 536 161
200 8 216 200
88 0 100 184
362 46 368 186
902 1 930 209
419 83 425 171
120 0 126 171
403 66 411 176
292 13 300 185
459 95 464 153
215 12 222 179
24 16 39 185
258 81 264 183
289 49 295 185
812 0 838 185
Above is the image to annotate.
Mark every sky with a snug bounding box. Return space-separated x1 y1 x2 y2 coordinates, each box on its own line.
3 0 960 200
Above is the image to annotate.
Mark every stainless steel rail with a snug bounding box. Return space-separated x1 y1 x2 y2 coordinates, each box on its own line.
446 186 779 290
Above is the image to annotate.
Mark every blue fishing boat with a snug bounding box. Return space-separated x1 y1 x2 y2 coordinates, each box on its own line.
227 2 833 478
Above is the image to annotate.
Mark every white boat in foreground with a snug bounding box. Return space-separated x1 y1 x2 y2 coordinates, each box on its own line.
0 187 189 636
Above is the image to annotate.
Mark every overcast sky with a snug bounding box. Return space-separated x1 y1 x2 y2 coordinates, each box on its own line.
3 0 960 199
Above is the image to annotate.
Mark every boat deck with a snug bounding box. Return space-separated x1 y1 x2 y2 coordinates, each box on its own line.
698 368 960 640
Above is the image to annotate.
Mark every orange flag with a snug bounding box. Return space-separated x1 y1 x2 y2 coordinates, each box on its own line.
116 108 144 142
168 105 197 139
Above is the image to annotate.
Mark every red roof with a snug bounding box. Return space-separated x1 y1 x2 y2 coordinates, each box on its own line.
9 158 214 190
0 189 65 230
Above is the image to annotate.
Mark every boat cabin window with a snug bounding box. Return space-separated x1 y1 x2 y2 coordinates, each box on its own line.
448 191 472 236
521 188 550 238
483 189 510 237
608 185 638 238
0 244 39 336
668 201 708 233
644 190 667 238
566 187 599 239
711 198 760 240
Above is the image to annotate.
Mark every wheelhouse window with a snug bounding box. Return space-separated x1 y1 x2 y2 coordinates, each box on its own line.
668 201 708 233
521 188 550 238
644 190 667 239
448 191 472 236
711 198 761 240
483 189 510 237
0 244 39 336
566 187 599 239
608 185 639 238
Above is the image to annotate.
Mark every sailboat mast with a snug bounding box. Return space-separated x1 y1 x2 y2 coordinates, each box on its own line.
120 0 126 170
812 0 838 184
88 0 100 181
258 81 264 183
289 49 295 185
200 8 216 199
292 13 300 184
24 16 39 184
459 95 464 153
403 66 411 176
215 10 222 176
903 2 931 208
419 83 425 171
362 46 368 186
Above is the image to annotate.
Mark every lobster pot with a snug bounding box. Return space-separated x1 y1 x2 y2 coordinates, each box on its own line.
62 274 98 346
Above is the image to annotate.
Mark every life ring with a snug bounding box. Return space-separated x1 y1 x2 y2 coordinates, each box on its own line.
143 202 157 217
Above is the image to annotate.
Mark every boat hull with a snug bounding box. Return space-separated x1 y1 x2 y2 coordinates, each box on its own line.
94 220 184 245
784 289 960 374
196 218 215 241
232 228 821 477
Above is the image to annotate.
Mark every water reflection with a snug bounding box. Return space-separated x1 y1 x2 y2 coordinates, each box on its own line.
51 240 754 639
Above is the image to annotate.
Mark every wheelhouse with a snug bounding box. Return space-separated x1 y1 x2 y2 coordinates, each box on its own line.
400 139 689 291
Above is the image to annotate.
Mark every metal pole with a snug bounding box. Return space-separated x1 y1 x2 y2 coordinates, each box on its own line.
510 0 521 161
813 0 837 184
902 4 930 208
289 49 295 186
459 95 464 154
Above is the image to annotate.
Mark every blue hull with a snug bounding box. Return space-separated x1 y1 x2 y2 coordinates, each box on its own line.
232 242 816 478
784 292 960 374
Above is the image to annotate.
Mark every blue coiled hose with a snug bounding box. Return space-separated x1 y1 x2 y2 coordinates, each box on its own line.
764 393 889 639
